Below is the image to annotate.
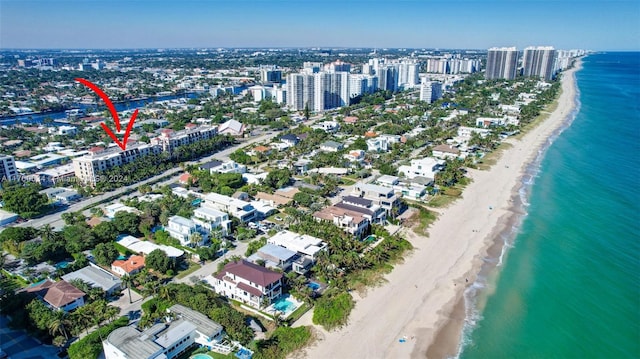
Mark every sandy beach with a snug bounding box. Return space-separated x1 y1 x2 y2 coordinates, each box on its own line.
299 60 582 359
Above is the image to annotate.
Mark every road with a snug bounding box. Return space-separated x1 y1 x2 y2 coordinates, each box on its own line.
17 131 280 230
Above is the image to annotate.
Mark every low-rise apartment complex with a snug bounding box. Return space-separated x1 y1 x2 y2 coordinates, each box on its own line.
73 143 161 186
73 125 218 186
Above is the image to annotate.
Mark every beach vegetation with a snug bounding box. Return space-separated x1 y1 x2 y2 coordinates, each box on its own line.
312 290 354 330
253 326 312 359
405 203 438 236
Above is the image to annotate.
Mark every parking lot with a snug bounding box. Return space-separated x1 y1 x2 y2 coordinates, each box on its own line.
0 316 59 359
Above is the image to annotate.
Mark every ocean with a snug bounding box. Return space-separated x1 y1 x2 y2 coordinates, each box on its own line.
459 52 640 358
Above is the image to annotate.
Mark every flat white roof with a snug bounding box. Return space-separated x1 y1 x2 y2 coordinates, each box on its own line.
194 206 227 218
168 215 195 228
36 163 75 177
117 235 184 258
267 230 326 257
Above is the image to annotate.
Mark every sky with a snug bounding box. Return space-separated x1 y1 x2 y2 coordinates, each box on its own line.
1 0 639 51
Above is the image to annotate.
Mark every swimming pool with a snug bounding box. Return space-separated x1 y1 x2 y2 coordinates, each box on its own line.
236 348 252 359
191 354 213 359
272 296 297 314
55 261 69 269
307 281 321 290
116 255 128 261
364 235 376 242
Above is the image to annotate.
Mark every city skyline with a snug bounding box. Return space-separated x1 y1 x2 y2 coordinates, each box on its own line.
1 0 639 51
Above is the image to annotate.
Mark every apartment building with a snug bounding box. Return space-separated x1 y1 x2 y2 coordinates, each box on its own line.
151 125 217 153
0 155 18 181
523 46 557 81
73 143 162 186
486 47 519 80
73 125 217 186
419 80 443 104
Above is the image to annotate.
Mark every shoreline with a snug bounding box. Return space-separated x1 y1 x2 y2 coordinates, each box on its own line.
300 59 583 359
429 58 583 359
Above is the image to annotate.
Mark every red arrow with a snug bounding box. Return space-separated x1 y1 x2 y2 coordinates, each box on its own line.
75 78 137 150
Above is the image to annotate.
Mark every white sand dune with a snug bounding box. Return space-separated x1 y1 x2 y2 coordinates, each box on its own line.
299 60 582 359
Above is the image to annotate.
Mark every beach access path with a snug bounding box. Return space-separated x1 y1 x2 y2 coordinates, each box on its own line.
299 61 581 359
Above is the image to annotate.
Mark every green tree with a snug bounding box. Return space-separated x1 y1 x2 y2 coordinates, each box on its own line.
113 211 141 236
0 182 48 218
245 237 267 256
93 242 119 266
0 227 38 244
48 311 71 340
146 249 174 274
263 168 292 190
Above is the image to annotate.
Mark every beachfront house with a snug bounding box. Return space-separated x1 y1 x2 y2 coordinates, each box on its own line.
398 157 446 180
212 260 283 308
103 304 224 359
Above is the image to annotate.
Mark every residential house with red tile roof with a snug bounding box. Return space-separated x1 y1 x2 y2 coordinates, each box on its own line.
111 255 146 277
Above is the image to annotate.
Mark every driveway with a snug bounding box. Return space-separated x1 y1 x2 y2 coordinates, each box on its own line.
0 316 59 359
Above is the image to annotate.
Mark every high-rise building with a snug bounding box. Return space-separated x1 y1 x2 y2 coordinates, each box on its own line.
398 59 420 89
0 155 18 181
348 74 378 98
378 64 399 92
302 61 323 74
313 72 350 111
325 60 351 73
260 66 282 83
419 79 443 104
288 71 352 111
485 47 518 80
286 73 315 111
522 46 557 81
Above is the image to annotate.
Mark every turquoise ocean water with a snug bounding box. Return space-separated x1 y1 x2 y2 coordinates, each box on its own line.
459 52 640 358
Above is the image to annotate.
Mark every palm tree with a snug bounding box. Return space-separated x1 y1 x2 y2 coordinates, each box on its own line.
40 224 55 242
158 285 171 301
273 311 284 327
122 275 133 304
105 306 120 323
48 311 70 340
189 232 203 248
74 306 94 336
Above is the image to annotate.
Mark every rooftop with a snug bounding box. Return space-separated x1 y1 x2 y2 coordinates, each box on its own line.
111 255 145 274
24 279 85 308
341 195 373 207
257 243 298 262
61 265 121 292
169 304 223 338
267 230 326 257
216 260 282 287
